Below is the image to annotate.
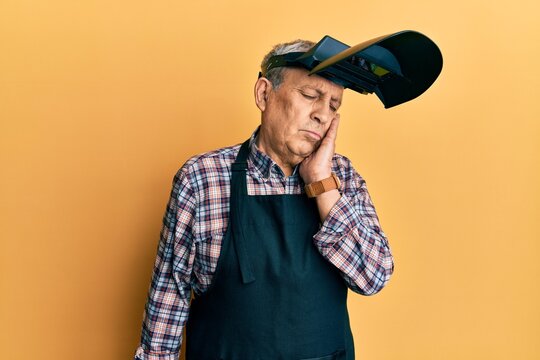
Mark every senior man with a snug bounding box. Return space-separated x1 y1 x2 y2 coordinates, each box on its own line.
135 38 395 360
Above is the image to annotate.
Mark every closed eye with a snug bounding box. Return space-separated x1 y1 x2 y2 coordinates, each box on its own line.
299 89 339 112
300 92 317 100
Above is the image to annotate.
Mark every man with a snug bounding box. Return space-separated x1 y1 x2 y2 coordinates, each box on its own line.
134 38 394 360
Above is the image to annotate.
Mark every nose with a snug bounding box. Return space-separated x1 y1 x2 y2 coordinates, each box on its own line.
310 99 334 125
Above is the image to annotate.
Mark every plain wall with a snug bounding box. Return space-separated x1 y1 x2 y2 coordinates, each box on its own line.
1 0 539 359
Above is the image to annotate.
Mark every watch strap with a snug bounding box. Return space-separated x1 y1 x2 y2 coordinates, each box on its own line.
304 173 341 198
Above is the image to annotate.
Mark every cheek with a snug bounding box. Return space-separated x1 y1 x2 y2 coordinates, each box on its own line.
268 95 310 138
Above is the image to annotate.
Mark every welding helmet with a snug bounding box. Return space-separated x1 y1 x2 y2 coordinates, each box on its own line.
259 30 443 108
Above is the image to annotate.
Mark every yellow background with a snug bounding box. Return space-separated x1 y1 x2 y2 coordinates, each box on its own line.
1 0 539 359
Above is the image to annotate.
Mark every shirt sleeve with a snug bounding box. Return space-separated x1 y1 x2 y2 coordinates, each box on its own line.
134 166 197 359
312 157 394 296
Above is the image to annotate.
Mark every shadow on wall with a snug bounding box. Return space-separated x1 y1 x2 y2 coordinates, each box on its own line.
121 146 201 359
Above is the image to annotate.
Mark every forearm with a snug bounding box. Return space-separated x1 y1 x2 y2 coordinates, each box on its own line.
135 290 190 359
135 234 192 359
135 166 196 359
319 222 394 295
313 187 394 295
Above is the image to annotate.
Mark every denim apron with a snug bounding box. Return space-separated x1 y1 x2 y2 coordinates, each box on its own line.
186 139 354 360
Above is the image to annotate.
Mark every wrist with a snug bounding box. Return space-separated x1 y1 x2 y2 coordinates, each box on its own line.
303 171 332 185
314 189 341 221
315 188 340 202
304 173 341 198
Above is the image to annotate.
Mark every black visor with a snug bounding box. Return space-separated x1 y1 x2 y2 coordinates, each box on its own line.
259 30 443 109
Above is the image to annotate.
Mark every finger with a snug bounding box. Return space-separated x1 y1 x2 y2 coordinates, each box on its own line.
323 114 340 143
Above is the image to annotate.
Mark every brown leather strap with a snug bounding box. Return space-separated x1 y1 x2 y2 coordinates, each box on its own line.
305 173 340 198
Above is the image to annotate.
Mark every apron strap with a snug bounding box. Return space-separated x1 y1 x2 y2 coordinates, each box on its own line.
230 139 255 284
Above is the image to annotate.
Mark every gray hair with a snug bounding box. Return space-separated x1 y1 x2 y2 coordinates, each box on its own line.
260 39 316 89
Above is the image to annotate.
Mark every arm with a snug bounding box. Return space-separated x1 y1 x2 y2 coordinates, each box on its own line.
312 164 394 295
299 116 393 295
134 167 196 359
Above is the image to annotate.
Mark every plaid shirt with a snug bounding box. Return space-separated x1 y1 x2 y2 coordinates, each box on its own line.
135 127 394 360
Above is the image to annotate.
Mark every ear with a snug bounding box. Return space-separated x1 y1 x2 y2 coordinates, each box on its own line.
254 77 273 112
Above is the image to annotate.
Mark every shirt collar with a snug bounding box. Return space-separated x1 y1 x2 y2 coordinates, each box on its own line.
247 126 300 180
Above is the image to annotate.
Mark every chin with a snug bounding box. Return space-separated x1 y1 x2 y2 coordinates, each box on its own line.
289 141 317 158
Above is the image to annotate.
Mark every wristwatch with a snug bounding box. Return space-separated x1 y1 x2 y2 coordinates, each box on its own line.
304 173 341 198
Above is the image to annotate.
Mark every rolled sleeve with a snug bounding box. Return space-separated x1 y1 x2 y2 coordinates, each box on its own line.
134 346 179 360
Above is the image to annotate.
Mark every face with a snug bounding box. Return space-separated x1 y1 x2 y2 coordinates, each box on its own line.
257 67 344 165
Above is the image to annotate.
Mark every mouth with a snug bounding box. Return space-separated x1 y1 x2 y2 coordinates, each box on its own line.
301 130 321 140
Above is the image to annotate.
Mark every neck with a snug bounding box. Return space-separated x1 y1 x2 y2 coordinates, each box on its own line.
255 128 299 177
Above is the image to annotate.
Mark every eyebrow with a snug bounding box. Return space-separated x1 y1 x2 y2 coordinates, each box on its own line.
299 86 342 105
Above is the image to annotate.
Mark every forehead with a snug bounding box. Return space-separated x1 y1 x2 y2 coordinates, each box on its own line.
281 68 344 101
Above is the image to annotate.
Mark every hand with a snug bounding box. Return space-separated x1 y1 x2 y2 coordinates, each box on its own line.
299 114 340 184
